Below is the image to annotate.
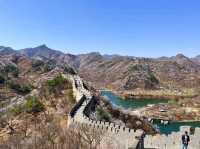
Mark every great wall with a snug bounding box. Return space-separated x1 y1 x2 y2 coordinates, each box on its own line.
66 74 143 149
66 74 200 149
145 126 200 149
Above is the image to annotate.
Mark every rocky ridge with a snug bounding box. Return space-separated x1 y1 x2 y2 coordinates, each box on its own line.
1 45 200 98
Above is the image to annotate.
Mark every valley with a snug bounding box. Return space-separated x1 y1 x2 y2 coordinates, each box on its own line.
1 45 200 148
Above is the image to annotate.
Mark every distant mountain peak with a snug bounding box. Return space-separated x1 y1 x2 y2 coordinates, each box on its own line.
0 46 16 55
173 53 191 63
195 55 200 58
175 53 188 59
87 52 101 56
19 44 64 58
191 55 200 65
36 44 48 49
103 54 120 59
0 46 14 51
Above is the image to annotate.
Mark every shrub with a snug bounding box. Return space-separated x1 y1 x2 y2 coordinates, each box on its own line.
47 75 71 94
10 96 44 115
64 65 76 75
32 59 44 68
96 107 111 121
182 88 198 97
31 59 45 72
12 69 19 77
10 104 24 116
32 59 56 73
128 64 143 72
68 89 75 104
0 74 5 84
7 80 32 94
20 85 32 94
24 96 44 114
168 99 178 105
43 63 53 72
145 74 159 89
4 64 19 77
43 60 56 72
7 80 20 89
148 74 159 84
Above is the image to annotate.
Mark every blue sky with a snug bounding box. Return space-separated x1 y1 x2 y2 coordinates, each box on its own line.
0 0 200 57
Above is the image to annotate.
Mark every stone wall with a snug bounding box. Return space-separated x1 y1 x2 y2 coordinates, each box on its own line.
67 74 200 149
70 95 86 117
67 75 143 149
144 126 200 149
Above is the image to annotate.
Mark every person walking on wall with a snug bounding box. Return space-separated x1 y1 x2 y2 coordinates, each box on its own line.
182 131 190 149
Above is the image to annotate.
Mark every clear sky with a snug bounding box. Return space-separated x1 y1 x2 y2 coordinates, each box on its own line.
0 0 200 57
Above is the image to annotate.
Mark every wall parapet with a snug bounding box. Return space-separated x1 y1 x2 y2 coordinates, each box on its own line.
144 126 200 149
66 74 200 149
67 75 143 149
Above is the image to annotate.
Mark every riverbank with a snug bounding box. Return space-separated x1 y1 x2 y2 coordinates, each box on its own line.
100 90 200 134
100 88 198 101
153 120 200 134
100 90 169 109
97 95 157 134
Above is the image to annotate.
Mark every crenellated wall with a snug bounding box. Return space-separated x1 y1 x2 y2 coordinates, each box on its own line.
144 126 200 149
66 74 200 149
66 74 143 149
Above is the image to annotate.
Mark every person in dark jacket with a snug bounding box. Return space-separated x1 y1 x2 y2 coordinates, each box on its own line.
182 131 190 149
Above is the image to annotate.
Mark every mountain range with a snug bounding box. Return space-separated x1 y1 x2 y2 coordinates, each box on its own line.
1 44 200 92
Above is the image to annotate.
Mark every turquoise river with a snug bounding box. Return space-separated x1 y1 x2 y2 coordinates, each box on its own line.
101 91 200 134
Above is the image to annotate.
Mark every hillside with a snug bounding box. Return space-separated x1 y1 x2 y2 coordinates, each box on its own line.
0 52 79 147
1 45 200 99
0 51 154 148
77 53 200 99
1 45 200 148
